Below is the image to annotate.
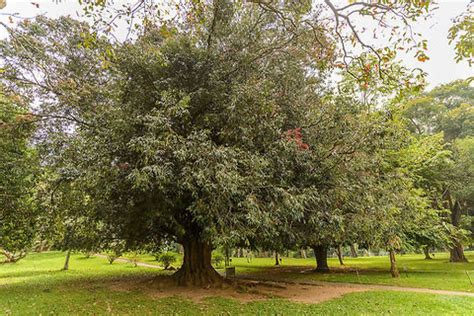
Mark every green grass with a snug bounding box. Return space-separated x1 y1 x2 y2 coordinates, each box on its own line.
220 251 474 292
1 251 473 315
123 250 474 292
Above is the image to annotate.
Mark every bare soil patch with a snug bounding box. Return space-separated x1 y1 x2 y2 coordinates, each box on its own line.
97 257 474 303
106 275 368 304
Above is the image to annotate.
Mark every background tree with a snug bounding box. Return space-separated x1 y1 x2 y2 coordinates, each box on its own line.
401 80 473 262
0 87 38 263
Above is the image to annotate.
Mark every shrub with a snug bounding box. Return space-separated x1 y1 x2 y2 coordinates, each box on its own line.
105 249 123 264
212 253 224 267
83 251 95 259
124 252 140 267
157 252 176 270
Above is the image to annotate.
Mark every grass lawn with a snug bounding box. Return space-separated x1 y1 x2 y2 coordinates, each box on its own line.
124 250 474 292
221 251 474 292
0 251 473 315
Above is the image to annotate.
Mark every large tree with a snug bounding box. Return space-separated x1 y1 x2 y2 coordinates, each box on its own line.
0 0 438 284
0 7 333 284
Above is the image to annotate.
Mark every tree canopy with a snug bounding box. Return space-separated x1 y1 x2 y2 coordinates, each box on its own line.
0 0 471 285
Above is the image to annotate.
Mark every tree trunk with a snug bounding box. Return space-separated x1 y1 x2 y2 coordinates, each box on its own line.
224 246 230 267
350 244 358 257
423 246 432 260
173 237 222 287
336 244 344 266
63 249 71 271
389 250 399 278
450 243 468 263
312 245 329 272
445 194 468 263
300 248 307 259
274 251 280 266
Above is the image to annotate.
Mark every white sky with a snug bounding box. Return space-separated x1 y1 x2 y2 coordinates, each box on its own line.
0 0 472 88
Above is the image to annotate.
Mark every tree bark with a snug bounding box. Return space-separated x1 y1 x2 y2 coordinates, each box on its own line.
312 245 329 272
449 201 468 262
450 243 468 263
173 237 222 287
423 246 432 260
389 250 400 278
224 246 231 267
336 244 344 266
350 244 358 257
63 249 71 271
274 251 280 266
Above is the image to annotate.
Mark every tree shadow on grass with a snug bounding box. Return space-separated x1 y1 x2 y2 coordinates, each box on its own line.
0 268 67 280
0 269 164 295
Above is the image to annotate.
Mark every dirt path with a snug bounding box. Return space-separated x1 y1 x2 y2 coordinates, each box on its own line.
236 275 474 299
96 254 164 269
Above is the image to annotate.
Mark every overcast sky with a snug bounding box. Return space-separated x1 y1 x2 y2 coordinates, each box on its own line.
0 0 472 88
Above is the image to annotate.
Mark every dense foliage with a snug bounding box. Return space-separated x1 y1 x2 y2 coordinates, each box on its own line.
0 88 38 262
0 0 471 285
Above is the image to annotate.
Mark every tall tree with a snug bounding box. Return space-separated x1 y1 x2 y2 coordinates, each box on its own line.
0 0 439 284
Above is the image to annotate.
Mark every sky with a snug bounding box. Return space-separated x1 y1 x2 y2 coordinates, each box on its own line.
0 0 472 88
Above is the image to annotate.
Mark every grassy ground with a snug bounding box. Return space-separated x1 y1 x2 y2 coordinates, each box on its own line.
1 251 473 315
215 251 474 292
131 250 474 292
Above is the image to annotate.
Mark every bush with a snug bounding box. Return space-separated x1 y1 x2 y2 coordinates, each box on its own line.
82 251 95 259
123 251 141 267
156 252 177 270
105 249 123 264
1 249 27 263
212 253 224 267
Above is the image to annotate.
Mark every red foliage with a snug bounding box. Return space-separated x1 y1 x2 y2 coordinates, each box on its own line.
117 162 130 170
286 127 309 150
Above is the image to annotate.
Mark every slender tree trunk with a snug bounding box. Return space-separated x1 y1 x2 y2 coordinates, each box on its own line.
63 249 71 271
173 236 222 286
312 245 329 272
246 250 252 263
389 250 399 278
274 251 280 266
300 248 307 259
224 246 230 267
423 246 432 260
336 244 344 265
350 244 358 258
